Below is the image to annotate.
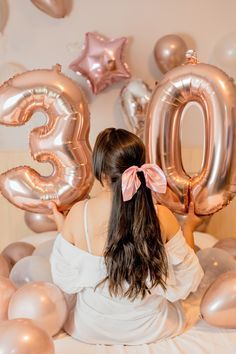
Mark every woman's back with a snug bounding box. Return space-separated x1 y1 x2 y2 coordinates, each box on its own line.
51 195 203 344
50 128 203 344
61 191 179 256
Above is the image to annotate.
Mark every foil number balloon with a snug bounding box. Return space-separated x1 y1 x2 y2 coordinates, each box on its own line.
0 65 94 213
146 55 236 215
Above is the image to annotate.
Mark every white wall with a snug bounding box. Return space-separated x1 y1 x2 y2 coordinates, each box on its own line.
1 0 236 150
0 0 236 247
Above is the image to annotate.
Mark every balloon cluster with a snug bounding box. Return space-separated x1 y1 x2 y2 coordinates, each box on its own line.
196 240 236 328
0 235 65 353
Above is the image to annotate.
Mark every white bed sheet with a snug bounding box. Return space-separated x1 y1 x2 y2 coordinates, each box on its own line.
54 320 236 354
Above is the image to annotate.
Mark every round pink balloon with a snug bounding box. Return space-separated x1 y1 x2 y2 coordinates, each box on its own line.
33 239 55 259
0 276 16 321
9 255 52 288
201 271 236 328
154 34 187 74
2 241 35 268
214 238 236 259
0 318 55 354
24 211 57 233
8 282 68 336
0 254 10 277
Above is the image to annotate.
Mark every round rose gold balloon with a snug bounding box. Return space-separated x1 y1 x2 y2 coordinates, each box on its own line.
0 276 16 321
201 271 236 328
0 318 55 354
0 64 94 214
2 241 35 268
9 255 52 287
24 211 57 233
8 282 68 336
146 54 236 215
154 34 187 74
0 254 10 277
214 238 236 259
0 0 8 33
31 0 67 18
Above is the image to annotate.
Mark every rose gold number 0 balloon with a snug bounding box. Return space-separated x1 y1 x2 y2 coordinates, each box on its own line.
146 57 236 215
0 65 94 213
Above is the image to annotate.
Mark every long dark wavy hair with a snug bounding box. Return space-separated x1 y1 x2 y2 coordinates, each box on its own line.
92 128 168 300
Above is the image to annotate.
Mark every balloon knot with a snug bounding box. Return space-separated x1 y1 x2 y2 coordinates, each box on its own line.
52 64 62 72
185 50 198 65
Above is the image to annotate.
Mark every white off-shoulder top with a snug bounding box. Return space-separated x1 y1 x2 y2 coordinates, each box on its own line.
50 215 204 345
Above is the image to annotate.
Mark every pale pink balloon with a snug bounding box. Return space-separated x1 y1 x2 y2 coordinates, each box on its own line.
24 211 57 233
2 241 35 268
201 271 236 328
8 282 68 336
31 0 68 18
154 34 187 74
0 318 55 354
0 254 10 277
214 238 236 259
9 255 52 288
146 53 236 215
0 64 94 214
33 239 55 259
210 31 236 81
197 248 236 296
69 32 131 94
0 276 16 321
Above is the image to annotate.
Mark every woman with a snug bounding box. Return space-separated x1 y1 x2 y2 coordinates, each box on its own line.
50 128 203 345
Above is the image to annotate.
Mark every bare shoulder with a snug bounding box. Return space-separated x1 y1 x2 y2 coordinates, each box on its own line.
156 204 180 242
61 200 86 242
67 200 85 219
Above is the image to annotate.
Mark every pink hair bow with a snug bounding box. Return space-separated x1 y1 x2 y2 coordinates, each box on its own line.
122 163 167 202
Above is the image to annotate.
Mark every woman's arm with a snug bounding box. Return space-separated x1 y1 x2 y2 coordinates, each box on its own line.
157 202 202 250
182 202 203 250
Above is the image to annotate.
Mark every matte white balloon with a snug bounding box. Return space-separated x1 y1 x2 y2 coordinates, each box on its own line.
210 31 236 80
10 255 52 287
197 248 236 295
0 62 26 84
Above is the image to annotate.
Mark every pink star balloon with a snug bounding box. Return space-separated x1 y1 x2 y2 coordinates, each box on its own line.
69 32 131 94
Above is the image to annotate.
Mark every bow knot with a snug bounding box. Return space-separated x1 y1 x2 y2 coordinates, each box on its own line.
121 163 167 202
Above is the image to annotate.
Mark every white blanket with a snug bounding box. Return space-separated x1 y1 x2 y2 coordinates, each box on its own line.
54 320 236 354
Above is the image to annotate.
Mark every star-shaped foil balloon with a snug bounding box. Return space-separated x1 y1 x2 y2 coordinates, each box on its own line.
69 32 131 94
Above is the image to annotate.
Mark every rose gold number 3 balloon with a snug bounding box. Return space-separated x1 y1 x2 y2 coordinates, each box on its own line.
146 54 236 215
0 65 93 213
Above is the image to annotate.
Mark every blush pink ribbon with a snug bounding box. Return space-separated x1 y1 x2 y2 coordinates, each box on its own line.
121 163 167 202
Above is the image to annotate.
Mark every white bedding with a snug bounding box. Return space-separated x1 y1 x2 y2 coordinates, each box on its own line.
54 320 236 354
